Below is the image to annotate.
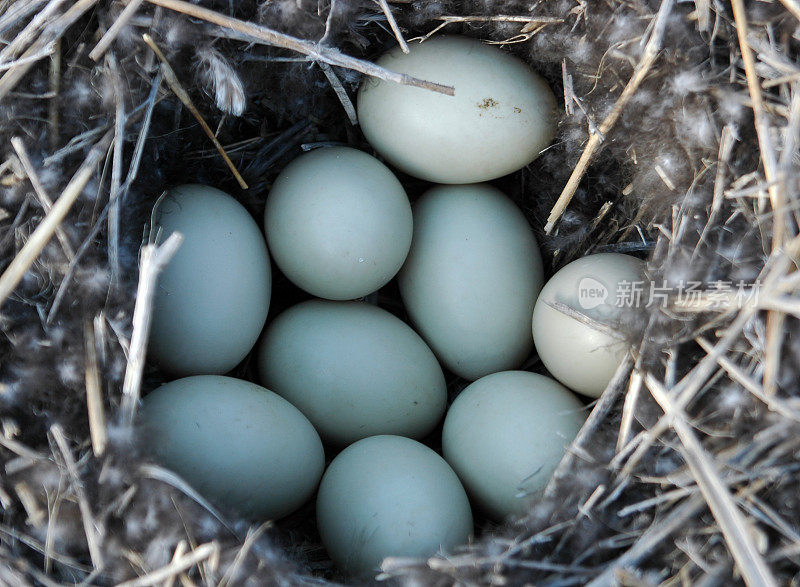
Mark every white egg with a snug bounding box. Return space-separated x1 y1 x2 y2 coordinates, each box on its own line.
140 376 325 520
442 371 585 521
316 435 473 577
532 253 645 398
257 299 446 446
397 184 544 380
357 35 557 183
149 185 271 376
264 147 412 300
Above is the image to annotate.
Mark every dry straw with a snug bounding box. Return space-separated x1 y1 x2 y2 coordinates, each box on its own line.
1 0 800 585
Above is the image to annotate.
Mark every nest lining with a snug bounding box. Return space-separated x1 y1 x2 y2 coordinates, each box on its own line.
1 0 800 585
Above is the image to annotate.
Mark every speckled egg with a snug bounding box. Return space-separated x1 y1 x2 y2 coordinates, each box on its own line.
357 35 557 183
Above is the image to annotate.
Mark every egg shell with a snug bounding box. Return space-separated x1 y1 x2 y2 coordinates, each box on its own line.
357 35 557 184
264 147 412 300
257 299 446 446
140 376 325 520
397 184 544 380
316 435 473 577
532 253 645 398
149 184 271 375
442 371 585 521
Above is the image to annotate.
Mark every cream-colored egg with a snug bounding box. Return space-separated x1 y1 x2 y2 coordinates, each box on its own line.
532 253 645 398
397 184 544 380
257 300 446 446
264 147 412 300
357 35 557 183
149 184 271 375
140 376 324 520
317 435 473 577
442 371 585 521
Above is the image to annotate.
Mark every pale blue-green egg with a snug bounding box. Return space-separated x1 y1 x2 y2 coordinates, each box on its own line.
140 376 324 520
397 183 544 380
442 371 585 521
316 435 473 577
257 299 446 446
149 184 271 376
264 147 412 300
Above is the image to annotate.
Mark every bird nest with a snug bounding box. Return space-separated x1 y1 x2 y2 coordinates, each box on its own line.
1 0 799 585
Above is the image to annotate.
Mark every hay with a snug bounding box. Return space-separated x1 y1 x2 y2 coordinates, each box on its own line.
1 0 800 584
